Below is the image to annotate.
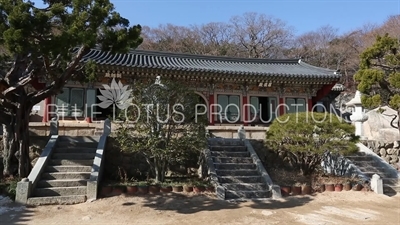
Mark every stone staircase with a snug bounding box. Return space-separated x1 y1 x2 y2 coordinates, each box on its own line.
347 152 400 195
27 136 99 205
209 139 272 200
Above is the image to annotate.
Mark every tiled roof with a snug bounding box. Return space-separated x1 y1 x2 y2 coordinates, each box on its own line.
80 48 340 80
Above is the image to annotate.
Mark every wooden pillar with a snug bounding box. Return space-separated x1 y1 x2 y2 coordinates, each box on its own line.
242 84 249 125
208 84 215 125
209 94 214 125
308 98 313 112
42 97 50 123
278 85 285 116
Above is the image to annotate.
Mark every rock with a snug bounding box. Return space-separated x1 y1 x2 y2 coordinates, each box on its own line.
380 148 387 157
394 141 400 149
394 149 400 156
385 142 394 148
383 156 391 163
390 155 399 163
373 148 380 154
387 148 394 155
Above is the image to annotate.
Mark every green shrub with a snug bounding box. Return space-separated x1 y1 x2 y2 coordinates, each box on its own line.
266 112 359 175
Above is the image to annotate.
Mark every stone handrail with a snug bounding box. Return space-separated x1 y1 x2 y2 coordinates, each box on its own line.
16 118 59 204
238 126 281 199
201 142 226 200
87 118 111 200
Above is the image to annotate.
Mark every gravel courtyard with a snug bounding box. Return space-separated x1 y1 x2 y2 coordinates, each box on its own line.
1 192 399 225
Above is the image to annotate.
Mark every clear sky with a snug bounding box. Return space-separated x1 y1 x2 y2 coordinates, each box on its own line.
34 0 400 35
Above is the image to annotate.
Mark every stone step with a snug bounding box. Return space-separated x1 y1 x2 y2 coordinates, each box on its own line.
214 163 256 170
382 178 400 185
210 146 247 152
53 147 97 154
45 165 92 173
208 139 244 146
213 157 253 164
346 156 375 162
211 151 250 157
49 159 93 166
36 179 88 188
27 195 87 205
383 184 400 193
219 176 263 183
363 172 394 178
223 183 267 191
350 161 381 167
225 190 271 199
41 172 91 180
216 169 259 176
51 153 96 160
58 136 100 143
356 166 390 174
33 186 87 197
56 142 98 148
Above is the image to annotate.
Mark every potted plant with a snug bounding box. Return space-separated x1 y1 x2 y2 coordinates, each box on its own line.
137 181 149 195
160 183 173 193
184 182 194 193
280 184 291 197
100 182 113 197
301 183 312 195
149 182 161 194
111 183 126 196
205 183 215 192
353 182 363 191
291 182 302 195
325 183 334 192
172 182 184 192
334 183 343 192
343 180 352 191
193 181 206 193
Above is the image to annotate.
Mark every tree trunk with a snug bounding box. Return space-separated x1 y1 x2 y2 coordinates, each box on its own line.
397 109 400 134
2 101 32 178
2 123 18 176
154 158 166 183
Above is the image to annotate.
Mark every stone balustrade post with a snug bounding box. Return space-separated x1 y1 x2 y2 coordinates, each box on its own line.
371 174 383 194
238 125 246 140
49 117 59 136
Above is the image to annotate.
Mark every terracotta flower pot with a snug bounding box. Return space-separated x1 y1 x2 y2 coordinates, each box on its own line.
301 185 312 195
160 186 173 193
149 185 161 194
325 184 334 192
353 184 362 191
126 185 138 195
280 186 291 197
193 186 206 193
173 185 183 192
100 186 113 197
137 185 149 195
335 184 343 192
206 186 215 192
319 185 326 193
291 186 302 195
344 183 352 191
184 186 193 192
111 186 125 196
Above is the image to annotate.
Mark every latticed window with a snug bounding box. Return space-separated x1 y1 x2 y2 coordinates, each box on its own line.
217 95 240 123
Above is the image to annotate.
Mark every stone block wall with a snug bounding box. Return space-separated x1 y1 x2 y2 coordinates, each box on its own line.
362 140 400 170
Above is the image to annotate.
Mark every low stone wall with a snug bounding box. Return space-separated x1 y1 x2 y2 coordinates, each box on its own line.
361 140 400 169
29 122 99 136
209 126 268 139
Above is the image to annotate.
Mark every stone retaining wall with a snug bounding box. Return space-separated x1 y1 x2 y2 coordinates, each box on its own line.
361 140 400 170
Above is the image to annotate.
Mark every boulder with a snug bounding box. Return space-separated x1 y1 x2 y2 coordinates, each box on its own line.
390 155 399 163
387 148 394 155
363 106 400 142
380 148 387 157
394 141 400 149
383 156 391 163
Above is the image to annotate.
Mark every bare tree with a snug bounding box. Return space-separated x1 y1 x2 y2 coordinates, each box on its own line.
229 12 294 58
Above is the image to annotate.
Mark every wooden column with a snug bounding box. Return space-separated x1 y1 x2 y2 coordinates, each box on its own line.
308 98 313 112
208 84 215 125
242 84 249 125
278 85 285 116
42 97 50 123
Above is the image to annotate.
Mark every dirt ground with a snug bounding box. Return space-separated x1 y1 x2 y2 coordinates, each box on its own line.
1 191 399 225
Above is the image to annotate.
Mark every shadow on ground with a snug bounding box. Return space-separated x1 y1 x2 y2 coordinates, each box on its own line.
128 193 313 214
0 202 35 225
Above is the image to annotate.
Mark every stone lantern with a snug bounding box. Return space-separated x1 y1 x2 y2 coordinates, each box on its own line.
346 91 368 139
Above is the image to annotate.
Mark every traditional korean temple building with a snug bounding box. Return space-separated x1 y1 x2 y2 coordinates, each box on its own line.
30 48 345 137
